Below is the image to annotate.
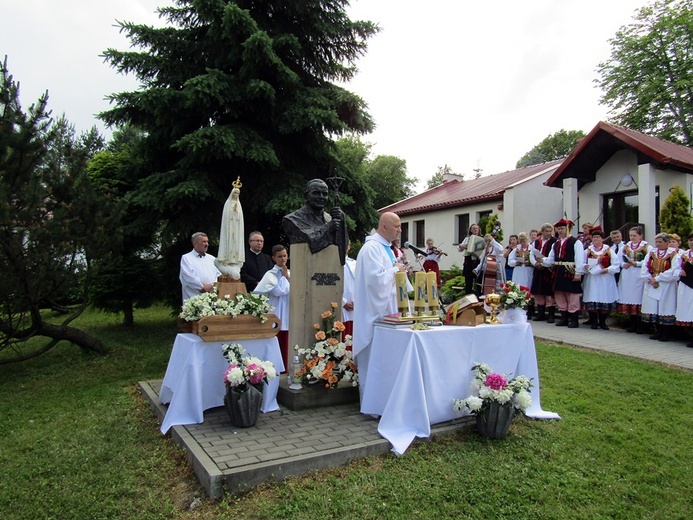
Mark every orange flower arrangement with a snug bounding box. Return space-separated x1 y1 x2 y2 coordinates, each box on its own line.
294 305 358 388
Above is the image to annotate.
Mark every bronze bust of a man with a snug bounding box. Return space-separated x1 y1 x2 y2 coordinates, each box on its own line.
282 179 346 259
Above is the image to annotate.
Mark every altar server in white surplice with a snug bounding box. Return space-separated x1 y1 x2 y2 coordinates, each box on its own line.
179 232 221 303
353 213 406 400
254 244 290 370
342 240 357 341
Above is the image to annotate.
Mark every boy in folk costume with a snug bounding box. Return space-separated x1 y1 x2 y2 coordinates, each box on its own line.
617 226 652 333
530 223 557 323
581 227 621 330
640 232 678 342
674 232 693 347
541 218 585 328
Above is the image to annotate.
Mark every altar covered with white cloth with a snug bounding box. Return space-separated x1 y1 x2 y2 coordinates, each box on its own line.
159 333 284 434
360 323 560 455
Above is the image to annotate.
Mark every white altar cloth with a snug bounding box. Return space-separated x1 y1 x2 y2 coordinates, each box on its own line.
360 323 560 455
159 333 284 434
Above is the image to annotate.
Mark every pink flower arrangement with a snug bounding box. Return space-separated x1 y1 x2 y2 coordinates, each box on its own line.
221 343 277 393
484 373 508 390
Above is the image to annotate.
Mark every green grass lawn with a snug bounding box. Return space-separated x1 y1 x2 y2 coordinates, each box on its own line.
1 306 691 519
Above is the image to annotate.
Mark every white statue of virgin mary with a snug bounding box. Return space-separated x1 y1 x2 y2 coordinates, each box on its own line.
215 178 245 279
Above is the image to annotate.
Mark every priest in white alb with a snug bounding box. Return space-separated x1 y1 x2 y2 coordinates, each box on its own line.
353 212 406 400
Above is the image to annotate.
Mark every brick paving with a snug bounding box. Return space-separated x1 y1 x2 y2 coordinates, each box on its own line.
531 318 693 370
139 379 473 498
140 320 692 498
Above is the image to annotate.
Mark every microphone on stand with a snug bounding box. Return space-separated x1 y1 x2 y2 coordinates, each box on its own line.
404 241 428 257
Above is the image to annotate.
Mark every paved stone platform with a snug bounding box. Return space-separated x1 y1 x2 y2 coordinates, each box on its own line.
139 380 474 498
141 320 692 498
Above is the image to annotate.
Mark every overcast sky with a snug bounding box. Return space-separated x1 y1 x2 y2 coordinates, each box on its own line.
2 0 645 191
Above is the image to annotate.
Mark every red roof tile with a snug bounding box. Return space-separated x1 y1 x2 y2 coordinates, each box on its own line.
381 160 563 216
546 121 693 187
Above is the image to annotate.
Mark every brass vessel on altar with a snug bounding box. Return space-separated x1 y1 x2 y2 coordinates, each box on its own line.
484 292 502 324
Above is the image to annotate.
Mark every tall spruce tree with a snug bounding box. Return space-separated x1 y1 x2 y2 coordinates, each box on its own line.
100 0 378 307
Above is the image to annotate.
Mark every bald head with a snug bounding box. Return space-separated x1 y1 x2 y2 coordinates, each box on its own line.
378 212 401 243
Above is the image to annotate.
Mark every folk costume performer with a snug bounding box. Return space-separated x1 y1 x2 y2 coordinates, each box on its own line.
541 218 585 328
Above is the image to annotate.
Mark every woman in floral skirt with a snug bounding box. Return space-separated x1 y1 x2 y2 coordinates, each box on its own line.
617 226 652 333
508 232 533 317
674 232 693 348
581 227 620 330
640 232 678 341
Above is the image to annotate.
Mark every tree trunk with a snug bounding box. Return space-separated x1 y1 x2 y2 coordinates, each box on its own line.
122 303 134 327
38 322 107 354
0 322 107 365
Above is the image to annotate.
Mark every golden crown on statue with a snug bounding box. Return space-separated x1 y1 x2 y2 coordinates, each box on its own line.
232 176 243 189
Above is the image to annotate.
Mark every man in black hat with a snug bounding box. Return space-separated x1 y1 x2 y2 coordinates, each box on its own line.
540 219 585 328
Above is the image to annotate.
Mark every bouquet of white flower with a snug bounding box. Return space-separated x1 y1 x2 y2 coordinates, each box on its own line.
180 289 273 322
222 342 277 393
453 363 533 414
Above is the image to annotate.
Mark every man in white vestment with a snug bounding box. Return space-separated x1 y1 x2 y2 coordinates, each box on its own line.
179 232 221 303
353 212 406 400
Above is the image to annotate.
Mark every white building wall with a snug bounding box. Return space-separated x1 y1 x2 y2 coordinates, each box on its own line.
506 171 563 237
575 150 638 229
400 201 497 271
398 171 562 270
573 149 693 240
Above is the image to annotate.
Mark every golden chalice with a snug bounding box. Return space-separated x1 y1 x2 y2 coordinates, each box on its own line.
485 291 502 324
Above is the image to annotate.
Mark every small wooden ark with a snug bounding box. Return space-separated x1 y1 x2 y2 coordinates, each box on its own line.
191 314 281 341
444 294 486 327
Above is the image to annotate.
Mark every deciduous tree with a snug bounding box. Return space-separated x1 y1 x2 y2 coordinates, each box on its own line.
596 0 693 145
516 129 585 168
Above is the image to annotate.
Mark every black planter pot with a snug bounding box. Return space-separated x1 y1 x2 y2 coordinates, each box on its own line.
476 401 515 439
224 383 264 428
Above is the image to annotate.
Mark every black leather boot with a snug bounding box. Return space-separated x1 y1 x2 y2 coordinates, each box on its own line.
625 315 638 333
568 312 580 328
635 317 647 334
598 313 609 330
534 305 546 321
687 329 693 348
546 307 556 324
555 311 569 326
590 311 599 329
526 304 535 321
658 325 670 342
649 325 662 340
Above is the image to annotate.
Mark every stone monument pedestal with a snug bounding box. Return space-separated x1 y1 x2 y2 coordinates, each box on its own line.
277 374 359 410
287 243 344 352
